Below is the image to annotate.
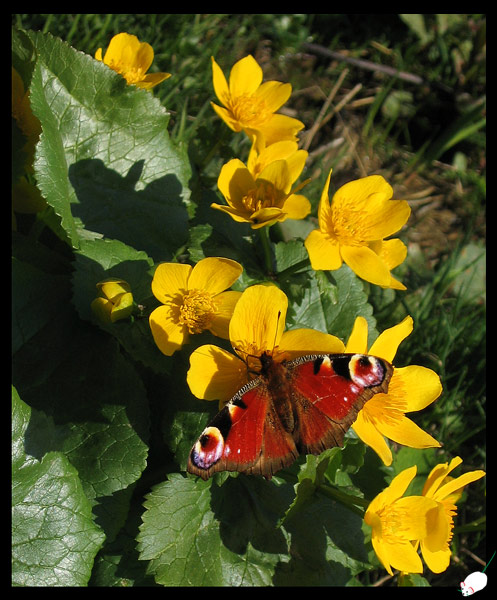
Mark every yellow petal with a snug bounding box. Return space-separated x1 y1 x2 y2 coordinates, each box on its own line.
341 244 393 287
255 113 305 145
187 344 248 404
353 410 393 466
103 32 135 63
136 72 171 90
279 328 345 360
318 169 334 230
211 57 230 106
91 297 113 324
258 159 292 193
217 158 254 207
434 471 486 503
96 278 131 301
188 257 242 295
255 140 299 168
286 150 308 184
210 101 240 131
370 534 395 576
422 457 463 498
420 541 451 574
133 41 154 72
282 194 311 221
229 284 287 357
305 229 343 271
393 366 443 411
394 496 442 539
369 466 418 514
376 238 408 270
423 502 451 552
151 262 191 304
332 175 410 241
369 316 413 363
210 203 252 224
384 538 424 574
95 48 103 61
110 292 134 322
250 207 287 228
255 80 292 112
208 290 243 339
149 305 187 356
376 415 441 449
229 55 263 97
345 316 369 354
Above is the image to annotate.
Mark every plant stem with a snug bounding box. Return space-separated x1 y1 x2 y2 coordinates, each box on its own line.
258 227 274 275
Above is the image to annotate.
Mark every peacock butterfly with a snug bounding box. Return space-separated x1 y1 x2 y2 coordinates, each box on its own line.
187 352 393 480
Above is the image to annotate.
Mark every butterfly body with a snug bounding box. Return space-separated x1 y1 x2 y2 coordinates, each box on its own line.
187 353 393 480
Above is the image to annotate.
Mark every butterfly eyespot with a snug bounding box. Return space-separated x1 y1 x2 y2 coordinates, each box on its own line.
349 355 386 387
191 426 225 469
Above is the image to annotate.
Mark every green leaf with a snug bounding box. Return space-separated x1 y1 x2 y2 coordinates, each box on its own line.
12 254 70 355
12 389 105 586
138 474 293 586
280 448 340 525
71 238 170 373
28 31 191 260
13 310 150 500
287 263 377 340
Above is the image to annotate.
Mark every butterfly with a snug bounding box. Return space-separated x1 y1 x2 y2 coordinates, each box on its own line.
187 351 393 480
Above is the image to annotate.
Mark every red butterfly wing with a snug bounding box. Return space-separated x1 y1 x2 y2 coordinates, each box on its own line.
187 353 392 480
187 378 298 480
288 354 392 454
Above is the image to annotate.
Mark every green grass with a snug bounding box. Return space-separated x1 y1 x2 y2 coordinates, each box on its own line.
12 14 485 587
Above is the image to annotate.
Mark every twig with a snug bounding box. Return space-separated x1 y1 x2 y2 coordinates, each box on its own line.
302 68 349 151
303 42 424 85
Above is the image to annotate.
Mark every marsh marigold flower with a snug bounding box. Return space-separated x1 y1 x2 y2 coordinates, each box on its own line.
149 257 243 356
305 170 411 289
417 456 486 573
187 284 344 407
95 33 170 90
212 150 311 229
211 55 304 144
91 278 134 324
364 459 485 575
345 315 442 465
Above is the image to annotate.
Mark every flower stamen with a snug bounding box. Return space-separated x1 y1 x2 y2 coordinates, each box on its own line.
179 289 218 334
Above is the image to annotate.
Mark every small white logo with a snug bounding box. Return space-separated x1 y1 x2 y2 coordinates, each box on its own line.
460 551 495 595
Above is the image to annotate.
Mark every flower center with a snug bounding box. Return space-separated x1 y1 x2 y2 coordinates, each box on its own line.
178 289 217 334
241 181 283 214
107 59 145 84
231 94 272 127
329 204 369 246
377 504 413 543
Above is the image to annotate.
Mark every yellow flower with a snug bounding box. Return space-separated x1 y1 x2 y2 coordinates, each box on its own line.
211 55 304 144
187 284 344 407
91 278 134 323
364 465 439 575
212 152 311 229
365 459 486 575
95 33 170 90
417 456 486 573
305 170 411 289
345 316 442 465
149 257 243 356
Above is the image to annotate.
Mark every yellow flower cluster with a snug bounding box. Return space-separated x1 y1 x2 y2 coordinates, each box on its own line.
210 55 411 289
85 41 484 579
